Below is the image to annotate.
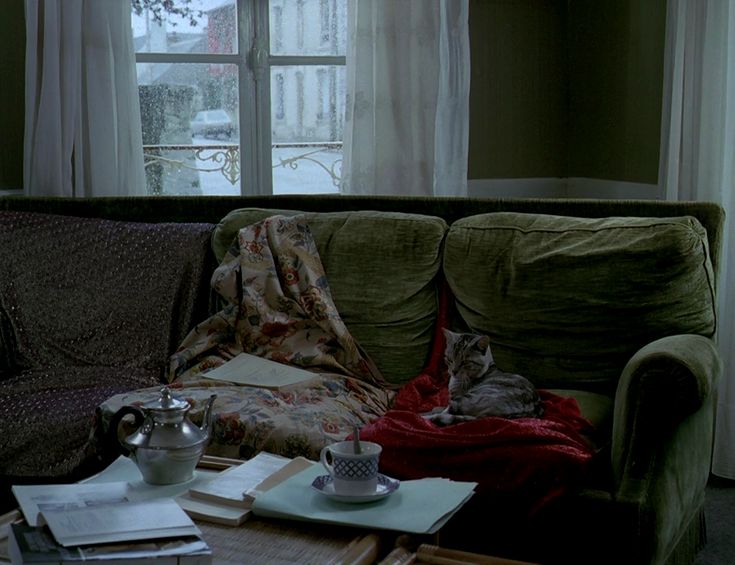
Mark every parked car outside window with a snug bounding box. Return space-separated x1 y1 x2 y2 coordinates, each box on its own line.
190 109 234 139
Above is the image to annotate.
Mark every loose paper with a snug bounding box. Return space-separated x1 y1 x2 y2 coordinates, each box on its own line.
252 465 476 534
201 352 319 389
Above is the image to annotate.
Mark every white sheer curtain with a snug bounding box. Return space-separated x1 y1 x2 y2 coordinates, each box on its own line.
660 0 735 478
340 0 470 197
24 0 145 197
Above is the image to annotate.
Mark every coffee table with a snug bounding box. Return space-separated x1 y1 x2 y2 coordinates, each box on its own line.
0 455 539 564
0 455 390 565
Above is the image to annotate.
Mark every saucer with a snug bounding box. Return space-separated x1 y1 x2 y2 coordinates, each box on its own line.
311 473 400 503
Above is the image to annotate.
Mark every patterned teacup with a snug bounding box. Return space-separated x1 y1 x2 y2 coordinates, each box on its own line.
320 440 382 496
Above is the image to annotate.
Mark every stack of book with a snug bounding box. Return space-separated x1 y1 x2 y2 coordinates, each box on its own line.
8 494 212 564
6 452 322 564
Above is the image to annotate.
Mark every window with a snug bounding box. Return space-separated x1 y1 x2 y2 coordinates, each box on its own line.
296 0 305 51
320 0 330 44
316 68 326 120
274 73 285 120
272 6 283 53
132 0 346 196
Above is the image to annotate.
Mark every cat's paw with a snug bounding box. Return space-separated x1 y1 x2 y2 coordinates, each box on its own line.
420 407 444 418
423 412 457 427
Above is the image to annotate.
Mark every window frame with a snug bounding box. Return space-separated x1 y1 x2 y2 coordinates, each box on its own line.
134 0 346 196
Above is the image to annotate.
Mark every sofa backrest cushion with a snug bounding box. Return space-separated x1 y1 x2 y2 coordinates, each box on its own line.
0 211 215 374
213 208 448 384
443 212 717 393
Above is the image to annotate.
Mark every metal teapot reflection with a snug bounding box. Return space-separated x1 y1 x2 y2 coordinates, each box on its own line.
109 387 217 485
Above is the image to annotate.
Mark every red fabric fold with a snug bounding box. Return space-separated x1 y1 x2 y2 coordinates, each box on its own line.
359 281 596 516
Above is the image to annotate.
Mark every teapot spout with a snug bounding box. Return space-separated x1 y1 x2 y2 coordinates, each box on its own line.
200 394 217 442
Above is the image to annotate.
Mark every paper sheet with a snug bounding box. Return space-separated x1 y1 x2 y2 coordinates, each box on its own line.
251 465 476 534
39 498 200 547
201 352 319 389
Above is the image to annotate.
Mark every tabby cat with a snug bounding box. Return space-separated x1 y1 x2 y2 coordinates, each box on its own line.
423 329 543 426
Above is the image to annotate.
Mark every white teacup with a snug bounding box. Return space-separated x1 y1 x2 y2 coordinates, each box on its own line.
320 440 382 496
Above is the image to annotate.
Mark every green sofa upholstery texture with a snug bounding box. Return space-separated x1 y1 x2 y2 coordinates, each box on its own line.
443 213 717 394
0 194 725 565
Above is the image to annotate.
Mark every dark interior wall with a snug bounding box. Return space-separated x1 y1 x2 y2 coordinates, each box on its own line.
467 0 666 185
468 0 568 180
0 0 25 190
567 0 667 184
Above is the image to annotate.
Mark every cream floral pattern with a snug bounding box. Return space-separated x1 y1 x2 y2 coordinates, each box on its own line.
94 215 393 461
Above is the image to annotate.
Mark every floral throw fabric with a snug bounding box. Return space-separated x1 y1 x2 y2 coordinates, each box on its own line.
95 215 393 461
170 214 387 386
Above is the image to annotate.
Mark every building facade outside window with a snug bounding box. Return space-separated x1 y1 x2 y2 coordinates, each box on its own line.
133 0 345 196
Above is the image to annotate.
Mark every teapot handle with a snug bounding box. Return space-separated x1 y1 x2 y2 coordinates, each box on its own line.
108 406 145 457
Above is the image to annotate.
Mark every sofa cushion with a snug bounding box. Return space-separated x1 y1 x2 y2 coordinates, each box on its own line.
95 369 392 464
0 211 215 373
444 212 716 393
213 208 448 384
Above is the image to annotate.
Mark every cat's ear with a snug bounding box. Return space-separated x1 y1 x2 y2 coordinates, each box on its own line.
476 335 495 367
476 335 491 352
443 328 459 345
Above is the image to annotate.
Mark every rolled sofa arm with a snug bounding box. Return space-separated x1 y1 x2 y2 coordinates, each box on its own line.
612 333 721 487
609 334 721 562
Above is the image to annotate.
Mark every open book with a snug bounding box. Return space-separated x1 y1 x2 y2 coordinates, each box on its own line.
201 352 320 390
178 452 313 526
14 495 200 548
11 459 215 528
12 481 133 528
187 451 310 508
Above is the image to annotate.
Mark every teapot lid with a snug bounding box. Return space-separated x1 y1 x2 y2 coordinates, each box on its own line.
145 387 189 412
122 386 212 452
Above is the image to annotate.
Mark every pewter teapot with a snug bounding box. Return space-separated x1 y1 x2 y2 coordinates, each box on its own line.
109 387 217 485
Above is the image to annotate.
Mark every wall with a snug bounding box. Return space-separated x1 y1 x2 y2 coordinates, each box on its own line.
468 0 568 180
567 0 666 185
468 0 667 198
0 0 25 191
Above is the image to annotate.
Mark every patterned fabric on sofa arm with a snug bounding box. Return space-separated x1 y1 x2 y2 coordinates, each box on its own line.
0 211 214 494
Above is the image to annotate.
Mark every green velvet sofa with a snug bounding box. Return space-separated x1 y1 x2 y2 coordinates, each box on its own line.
0 195 724 565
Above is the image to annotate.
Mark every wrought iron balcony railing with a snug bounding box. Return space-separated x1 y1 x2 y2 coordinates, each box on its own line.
142 141 342 195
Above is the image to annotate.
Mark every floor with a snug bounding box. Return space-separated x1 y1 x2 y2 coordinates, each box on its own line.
694 476 735 564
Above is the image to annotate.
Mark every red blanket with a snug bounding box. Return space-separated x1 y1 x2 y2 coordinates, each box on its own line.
359 288 596 517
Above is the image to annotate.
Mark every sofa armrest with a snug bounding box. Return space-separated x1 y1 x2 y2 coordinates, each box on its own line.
612 334 721 485
610 334 721 561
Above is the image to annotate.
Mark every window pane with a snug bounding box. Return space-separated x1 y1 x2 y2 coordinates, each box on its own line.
269 0 346 56
270 66 344 143
138 63 240 196
271 65 344 194
132 0 237 55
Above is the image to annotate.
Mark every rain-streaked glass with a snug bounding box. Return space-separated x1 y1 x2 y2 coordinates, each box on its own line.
132 0 237 55
270 0 346 56
270 65 344 194
137 63 240 196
